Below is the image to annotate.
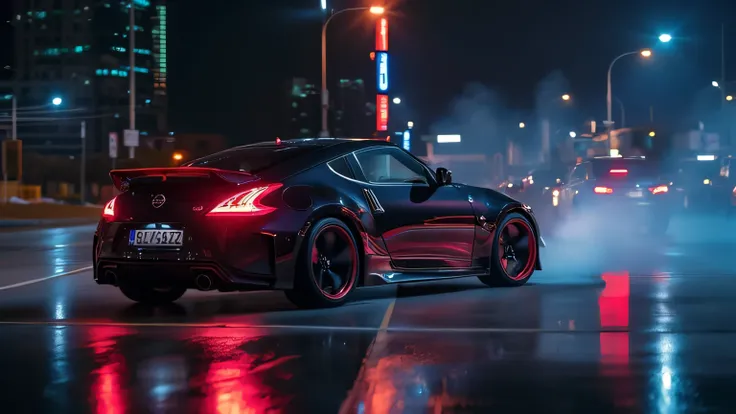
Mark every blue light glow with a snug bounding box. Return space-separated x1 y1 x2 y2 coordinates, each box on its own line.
376 52 388 93
321 0 327 10
402 129 411 152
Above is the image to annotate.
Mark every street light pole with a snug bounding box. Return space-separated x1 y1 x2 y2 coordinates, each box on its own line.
128 1 136 158
80 121 86 204
607 51 641 124
320 6 384 138
11 95 17 140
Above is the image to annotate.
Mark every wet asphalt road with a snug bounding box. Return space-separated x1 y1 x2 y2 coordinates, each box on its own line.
1 214 736 413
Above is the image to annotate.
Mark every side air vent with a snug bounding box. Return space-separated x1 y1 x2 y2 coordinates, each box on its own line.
362 188 385 214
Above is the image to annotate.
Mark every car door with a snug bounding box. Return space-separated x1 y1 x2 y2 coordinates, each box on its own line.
560 163 589 214
351 146 476 270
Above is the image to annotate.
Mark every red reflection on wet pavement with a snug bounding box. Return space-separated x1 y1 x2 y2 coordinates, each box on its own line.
88 327 133 414
598 271 634 408
192 328 295 413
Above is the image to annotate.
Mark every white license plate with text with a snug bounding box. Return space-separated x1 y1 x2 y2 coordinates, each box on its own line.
627 190 643 198
129 229 183 246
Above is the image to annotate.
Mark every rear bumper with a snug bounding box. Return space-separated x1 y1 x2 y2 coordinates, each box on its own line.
94 216 306 291
94 259 275 291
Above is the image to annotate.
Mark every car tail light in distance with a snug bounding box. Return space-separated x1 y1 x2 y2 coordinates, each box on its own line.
102 196 117 219
649 185 668 195
594 186 613 194
207 184 282 216
609 169 628 175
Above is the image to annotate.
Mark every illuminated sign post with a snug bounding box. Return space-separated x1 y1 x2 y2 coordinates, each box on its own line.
402 129 411 151
377 95 389 131
376 18 388 51
376 52 388 92
375 18 388 134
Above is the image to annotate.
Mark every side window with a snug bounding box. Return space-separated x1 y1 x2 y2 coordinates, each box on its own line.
570 165 587 182
327 156 354 179
354 147 431 184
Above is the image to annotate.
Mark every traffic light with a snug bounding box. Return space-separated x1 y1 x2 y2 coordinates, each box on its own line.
1 139 22 181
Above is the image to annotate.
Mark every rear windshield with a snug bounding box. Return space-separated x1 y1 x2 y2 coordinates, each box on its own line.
591 159 660 179
185 146 319 173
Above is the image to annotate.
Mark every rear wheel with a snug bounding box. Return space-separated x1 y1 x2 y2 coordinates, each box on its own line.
119 283 187 305
285 218 359 309
478 213 538 287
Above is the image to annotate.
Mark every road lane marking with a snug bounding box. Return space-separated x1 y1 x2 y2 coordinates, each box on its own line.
0 265 92 291
338 296 397 414
378 297 396 331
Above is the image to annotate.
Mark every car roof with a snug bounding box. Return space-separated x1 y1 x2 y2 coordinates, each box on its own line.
230 138 395 151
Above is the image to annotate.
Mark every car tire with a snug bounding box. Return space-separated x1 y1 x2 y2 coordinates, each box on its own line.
285 217 360 309
119 283 187 305
478 213 538 288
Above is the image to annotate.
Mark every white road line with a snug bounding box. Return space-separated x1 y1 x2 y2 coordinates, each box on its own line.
338 296 397 414
0 265 93 291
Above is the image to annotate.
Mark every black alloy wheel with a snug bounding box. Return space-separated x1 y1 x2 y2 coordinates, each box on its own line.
285 217 359 308
478 213 538 287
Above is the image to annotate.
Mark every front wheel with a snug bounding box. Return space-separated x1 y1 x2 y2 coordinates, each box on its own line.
285 218 360 309
119 283 187 305
478 213 538 287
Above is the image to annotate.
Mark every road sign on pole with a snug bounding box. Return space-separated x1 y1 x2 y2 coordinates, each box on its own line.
109 132 118 159
123 129 139 147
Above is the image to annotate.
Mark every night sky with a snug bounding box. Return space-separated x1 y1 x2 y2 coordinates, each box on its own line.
3 0 734 145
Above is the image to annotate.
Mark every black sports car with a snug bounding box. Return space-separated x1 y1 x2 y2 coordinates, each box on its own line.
94 138 544 308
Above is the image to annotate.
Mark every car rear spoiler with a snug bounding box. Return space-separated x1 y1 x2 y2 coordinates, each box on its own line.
109 167 257 191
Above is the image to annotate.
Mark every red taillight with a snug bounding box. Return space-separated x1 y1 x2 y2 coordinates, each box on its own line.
649 185 668 195
594 186 613 194
102 196 117 219
609 169 628 175
207 184 282 216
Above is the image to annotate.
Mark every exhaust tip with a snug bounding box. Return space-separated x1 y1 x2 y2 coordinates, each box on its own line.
104 270 118 285
195 274 214 291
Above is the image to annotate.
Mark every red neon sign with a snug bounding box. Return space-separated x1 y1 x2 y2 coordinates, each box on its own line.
375 18 388 51
376 94 389 131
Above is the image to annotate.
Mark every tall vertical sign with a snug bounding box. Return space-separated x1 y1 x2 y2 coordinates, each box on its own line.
375 18 389 133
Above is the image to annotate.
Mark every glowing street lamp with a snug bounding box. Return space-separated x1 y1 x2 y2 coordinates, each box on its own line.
561 94 570 101
392 97 401 104
519 122 526 129
658 33 672 43
727 95 733 101
51 97 62 106
172 152 183 161
569 131 577 138
607 49 652 125
320 5 386 137
712 80 720 88
369 6 385 14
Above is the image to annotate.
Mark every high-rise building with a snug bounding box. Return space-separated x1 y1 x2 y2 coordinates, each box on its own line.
280 77 375 139
8 0 167 155
283 78 320 138
333 78 374 138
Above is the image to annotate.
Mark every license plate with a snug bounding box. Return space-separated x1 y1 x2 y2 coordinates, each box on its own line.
627 190 643 198
129 229 183 246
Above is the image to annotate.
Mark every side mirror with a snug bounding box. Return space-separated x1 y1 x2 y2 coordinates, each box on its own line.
436 167 452 185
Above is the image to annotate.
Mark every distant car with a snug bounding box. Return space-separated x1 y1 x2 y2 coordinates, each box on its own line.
557 156 673 235
94 138 545 308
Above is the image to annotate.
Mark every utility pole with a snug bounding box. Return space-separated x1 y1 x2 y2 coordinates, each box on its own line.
128 2 136 159
11 95 17 140
80 121 86 204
